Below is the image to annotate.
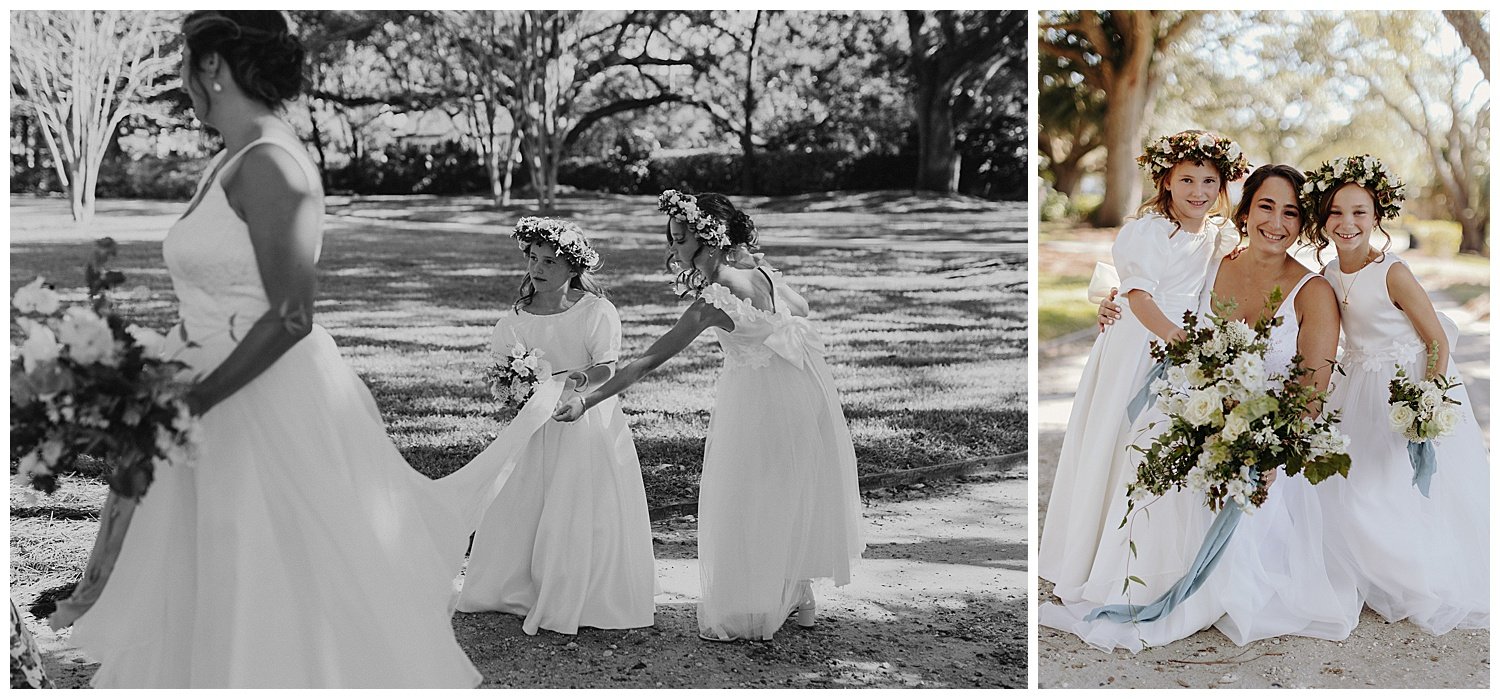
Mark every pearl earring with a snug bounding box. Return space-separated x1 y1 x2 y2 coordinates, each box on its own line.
212 81 222 93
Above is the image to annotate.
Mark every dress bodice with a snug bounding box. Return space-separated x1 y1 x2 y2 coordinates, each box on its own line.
1203 258 1318 376
1321 254 1426 371
490 294 620 374
698 269 825 372
1114 213 1237 320
162 136 322 359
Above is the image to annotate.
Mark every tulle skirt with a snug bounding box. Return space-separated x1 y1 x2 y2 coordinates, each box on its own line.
696 355 863 640
1317 353 1489 634
71 326 558 687
457 398 657 634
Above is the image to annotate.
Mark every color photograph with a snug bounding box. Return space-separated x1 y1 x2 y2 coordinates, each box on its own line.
1036 9 1490 689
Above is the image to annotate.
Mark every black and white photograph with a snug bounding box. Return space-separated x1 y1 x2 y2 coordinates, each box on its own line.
7 9 1028 689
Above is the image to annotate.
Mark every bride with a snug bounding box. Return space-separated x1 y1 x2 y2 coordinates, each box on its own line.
1042 163 1361 651
66 11 549 687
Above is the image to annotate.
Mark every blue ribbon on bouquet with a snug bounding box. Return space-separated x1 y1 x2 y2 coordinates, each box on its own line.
1126 360 1168 424
1407 440 1436 498
1084 506 1243 624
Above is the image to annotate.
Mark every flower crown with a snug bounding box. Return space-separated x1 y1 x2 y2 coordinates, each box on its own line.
1138 131 1250 182
511 217 601 270
657 190 732 249
1301 154 1405 219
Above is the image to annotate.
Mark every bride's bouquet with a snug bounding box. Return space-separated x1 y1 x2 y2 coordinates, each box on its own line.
10 268 199 500
1388 353 1463 496
486 341 552 411
1127 294 1352 515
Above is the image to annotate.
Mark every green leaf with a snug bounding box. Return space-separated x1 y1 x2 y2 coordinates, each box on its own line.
1129 540 1138 559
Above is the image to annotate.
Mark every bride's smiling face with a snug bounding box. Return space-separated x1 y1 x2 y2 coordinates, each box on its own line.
1242 176 1302 254
1323 183 1378 254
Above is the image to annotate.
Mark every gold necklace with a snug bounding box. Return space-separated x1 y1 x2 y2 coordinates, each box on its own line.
1335 250 1376 308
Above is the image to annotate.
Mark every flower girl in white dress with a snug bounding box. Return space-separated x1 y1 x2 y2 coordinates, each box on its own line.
1040 131 1246 600
1304 155 1489 634
553 191 863 642
457 218 656 635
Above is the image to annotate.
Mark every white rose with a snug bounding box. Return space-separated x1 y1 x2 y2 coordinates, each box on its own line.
1197 133 1216 148
57 306 117 366
20 323 62 373
1181 389 1221 427
1388 404 1417 432
1418 388 1440 410
1222 414 1250 440
11 277 62 315
1226 143 1241 161
1332 160 1346 179
126 325 167 359
1432 404 1462 435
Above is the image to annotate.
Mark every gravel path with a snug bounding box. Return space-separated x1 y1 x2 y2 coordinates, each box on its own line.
25 475 1025 688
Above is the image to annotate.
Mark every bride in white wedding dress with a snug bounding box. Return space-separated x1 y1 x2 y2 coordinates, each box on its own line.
1043 164 1362 651
67 11 553 687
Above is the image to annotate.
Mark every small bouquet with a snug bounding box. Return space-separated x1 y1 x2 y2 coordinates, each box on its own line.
1388 352 1463 496
10 241 199 500
1127 293 1351 515
486 341 552 411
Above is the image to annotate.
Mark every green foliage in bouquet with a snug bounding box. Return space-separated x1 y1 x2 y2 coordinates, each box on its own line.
10 239 199 500
1127 289 1352 515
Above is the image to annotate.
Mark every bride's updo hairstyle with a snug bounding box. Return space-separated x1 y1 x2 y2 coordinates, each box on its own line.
183 10 306 109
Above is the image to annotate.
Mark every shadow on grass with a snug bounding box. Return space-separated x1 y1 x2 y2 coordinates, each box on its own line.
862 538 1027 573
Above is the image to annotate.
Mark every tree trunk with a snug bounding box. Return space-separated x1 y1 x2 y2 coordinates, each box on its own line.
739 11 763 195
1051 160 1085 197
1459 219 1487 256
500 129 520 207
913 80 961 192
1090 23 1155 228
308 108 328 187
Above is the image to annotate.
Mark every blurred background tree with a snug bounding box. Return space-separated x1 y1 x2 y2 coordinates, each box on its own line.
1038 10 1489 255
10 9 1026 210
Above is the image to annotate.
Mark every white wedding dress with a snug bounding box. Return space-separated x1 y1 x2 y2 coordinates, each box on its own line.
1040 213 1236 599
70 135 558 687
693 270 864 640
1041 267 1361 651
1317 254 1489 634
457 295 657 634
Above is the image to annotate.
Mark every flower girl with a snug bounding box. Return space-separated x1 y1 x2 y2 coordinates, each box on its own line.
1040 130 1246 599
553 191 863 642
1305 155 1489 634
457 217 656 635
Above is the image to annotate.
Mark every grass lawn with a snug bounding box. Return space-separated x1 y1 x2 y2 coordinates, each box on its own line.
9 190 1026 598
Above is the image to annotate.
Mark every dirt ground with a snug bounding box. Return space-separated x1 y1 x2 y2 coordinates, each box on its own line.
23 474 1026 689
1035 232 1491 689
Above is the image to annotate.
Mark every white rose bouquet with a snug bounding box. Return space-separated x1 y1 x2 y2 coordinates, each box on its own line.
486 341 553 413
1388 355 1464 496
1126 292 1352 515
10 242 199 500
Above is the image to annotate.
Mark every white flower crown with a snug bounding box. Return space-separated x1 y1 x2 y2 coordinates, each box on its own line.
1138 130 1250 182
511 217 601 270
1301 154 1405 219
657 190 732 249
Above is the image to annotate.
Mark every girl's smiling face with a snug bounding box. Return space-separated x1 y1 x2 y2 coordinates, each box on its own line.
1242 176 1302 254
1323 183 1379 255
1164 161 1222 224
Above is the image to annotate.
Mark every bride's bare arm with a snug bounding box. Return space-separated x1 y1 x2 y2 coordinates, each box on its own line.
1294 277 1341 408
184 144 321 416
553 300 730 420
